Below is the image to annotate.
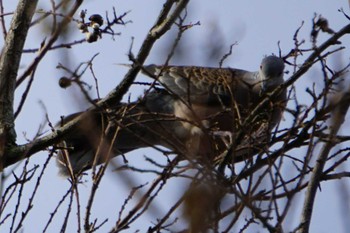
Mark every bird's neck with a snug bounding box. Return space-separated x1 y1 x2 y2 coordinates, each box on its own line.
259 72 283 92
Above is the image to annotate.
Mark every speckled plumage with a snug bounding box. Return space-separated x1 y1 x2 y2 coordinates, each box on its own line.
57 56 287 175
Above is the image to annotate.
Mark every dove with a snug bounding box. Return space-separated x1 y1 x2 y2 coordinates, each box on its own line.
57 56 286 175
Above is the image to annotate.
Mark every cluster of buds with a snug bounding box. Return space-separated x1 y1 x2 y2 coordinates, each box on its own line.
77 10 104 43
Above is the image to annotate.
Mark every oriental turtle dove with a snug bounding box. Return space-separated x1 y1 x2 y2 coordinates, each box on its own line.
57 56 287 175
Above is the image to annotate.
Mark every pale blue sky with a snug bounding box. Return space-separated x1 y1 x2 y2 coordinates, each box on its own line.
1 1 350 232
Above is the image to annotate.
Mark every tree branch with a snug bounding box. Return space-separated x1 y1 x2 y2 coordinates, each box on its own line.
3 0 189 169
284 23 350 88
0 0 38 170
298 91 350 233
102 0 189 107
15 0 84 87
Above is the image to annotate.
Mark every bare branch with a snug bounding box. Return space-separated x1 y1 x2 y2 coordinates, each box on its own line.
2 0 190 174
16 0 84 87
101 0 189 107
0 0 38 170
299 90 350 233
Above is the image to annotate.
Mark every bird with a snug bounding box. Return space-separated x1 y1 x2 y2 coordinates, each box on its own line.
56 55 287 176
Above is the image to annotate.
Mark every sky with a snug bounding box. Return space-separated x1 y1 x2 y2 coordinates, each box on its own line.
1 0 350 232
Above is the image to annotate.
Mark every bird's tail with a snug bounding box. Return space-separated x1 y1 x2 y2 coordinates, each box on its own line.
56 90 180 176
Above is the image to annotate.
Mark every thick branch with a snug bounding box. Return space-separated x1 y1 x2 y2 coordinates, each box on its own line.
298 91 350 233
0 0 38 169
102 0 189 107
285 23 350 88
4 114 83 167
3 0 189 169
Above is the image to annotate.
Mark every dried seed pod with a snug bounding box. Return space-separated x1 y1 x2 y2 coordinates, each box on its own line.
91 23 100 30
316 17 335 34
85 32 98 43
77 22 88 33
59 77 72 88
79 10 86 19
89 14 103 26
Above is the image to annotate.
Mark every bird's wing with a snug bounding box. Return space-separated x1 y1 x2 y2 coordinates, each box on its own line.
142 65 261 105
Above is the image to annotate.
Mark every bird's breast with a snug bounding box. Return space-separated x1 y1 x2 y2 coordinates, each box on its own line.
173 100 229 134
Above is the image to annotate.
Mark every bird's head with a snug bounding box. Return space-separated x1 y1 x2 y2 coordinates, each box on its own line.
259 56 285 90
